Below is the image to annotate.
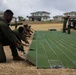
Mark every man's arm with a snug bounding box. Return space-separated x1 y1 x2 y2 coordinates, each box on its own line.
20 33 29 44
0 23 20 47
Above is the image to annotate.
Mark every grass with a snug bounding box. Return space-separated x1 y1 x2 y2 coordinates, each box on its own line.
27 31 76 69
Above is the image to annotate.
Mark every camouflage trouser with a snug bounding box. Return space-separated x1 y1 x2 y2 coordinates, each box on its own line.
63 24 66 33
67 25 71 34
0 38 18 63
0 43 6 62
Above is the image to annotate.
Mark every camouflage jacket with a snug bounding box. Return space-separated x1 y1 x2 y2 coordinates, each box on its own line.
0 17 19 46
13 29 27 43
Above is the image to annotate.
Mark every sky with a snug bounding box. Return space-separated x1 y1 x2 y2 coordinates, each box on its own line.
0 0 76 19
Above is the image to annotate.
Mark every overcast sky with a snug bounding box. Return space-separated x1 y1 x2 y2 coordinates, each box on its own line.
0 0 76 19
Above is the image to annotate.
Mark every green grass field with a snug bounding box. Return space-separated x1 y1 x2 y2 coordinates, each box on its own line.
27 31 76 69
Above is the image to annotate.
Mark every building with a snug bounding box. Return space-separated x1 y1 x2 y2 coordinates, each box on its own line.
28 11 50 21
0 11 4 17
63 11 76 18
53 15 63 22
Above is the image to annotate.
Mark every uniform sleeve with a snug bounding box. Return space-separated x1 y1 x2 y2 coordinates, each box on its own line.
0 22 19 47
20 33 27 42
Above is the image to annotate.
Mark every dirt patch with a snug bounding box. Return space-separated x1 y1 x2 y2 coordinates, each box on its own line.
0 23 76 75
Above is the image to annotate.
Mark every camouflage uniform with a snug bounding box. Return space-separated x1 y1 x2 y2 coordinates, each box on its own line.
0 17 20 62
63 17 67 33
13 29 28 43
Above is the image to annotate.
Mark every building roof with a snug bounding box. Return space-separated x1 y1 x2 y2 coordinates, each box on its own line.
28 16 50 18
53 15 63 18
64 11 76 15
31 11 50 14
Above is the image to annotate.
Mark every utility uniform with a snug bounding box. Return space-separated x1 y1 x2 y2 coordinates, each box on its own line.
0 17 20 62
13 29 29 44
63 17 68 33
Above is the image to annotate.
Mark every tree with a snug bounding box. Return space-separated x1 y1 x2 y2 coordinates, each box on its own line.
18 16 25 21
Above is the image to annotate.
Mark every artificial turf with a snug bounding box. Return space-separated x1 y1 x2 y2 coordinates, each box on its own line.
27 31 76 68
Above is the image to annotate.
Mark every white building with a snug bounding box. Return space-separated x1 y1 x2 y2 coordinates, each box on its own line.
0 11 4 17
28 11 50 21
63 11 76 18
53 15 63 22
